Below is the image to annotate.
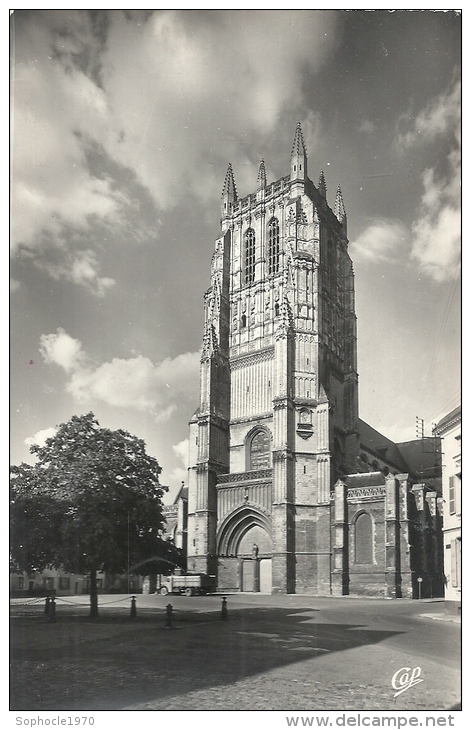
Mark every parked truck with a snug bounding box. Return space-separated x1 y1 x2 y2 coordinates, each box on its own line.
157 573 216 596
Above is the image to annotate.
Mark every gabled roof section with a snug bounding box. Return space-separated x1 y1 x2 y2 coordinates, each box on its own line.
396 438 442 481
357 419 409 473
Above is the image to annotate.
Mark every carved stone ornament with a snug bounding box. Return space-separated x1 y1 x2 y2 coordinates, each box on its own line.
296 423 314 439
217 469 272 484
346 486 386 500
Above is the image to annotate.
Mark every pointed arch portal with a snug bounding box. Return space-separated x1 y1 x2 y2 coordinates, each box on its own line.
217 505 272 556
217 506 273 593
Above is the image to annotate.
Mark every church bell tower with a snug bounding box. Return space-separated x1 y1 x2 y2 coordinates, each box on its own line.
187 122 359 594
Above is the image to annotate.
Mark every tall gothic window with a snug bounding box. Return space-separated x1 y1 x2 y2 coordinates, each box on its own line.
244 229 256 285
354 512 373 564
247 429 271 470
268 218 280 275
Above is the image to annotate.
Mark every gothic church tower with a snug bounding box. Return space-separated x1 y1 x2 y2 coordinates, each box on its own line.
187 123 359 594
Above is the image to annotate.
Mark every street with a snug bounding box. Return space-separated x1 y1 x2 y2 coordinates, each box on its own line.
10 594 461 712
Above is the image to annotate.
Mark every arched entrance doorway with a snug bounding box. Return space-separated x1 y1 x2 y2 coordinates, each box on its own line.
217 507 273 593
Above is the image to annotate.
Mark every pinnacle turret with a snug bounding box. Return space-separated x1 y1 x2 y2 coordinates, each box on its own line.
221 163 238 222
290 121 308 183
291 121 307 157
222 163 237 200
334 184 347 231
318 170 327 199
257 159 267 189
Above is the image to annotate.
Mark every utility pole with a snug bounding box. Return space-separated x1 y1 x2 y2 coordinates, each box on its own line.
415 416 424 440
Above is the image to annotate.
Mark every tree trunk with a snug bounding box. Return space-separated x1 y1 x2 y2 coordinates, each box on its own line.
90 567 99 618
149 572 157 595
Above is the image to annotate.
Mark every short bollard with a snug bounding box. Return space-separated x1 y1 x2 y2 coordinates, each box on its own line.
221 596 228 620
44 596 50 615
48 597 56 623
130 595 137 619
165 603 174 628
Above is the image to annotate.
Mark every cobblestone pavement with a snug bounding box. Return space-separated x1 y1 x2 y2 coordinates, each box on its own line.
10 597 461 712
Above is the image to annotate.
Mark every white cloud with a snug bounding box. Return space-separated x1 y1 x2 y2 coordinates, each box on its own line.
25 426 58 448
350 219 408 265
99 10 337 205
396 76 460 150
173 438 189 467
394 75 461 282
39 327 200 420
39 329 86 373
10 11 131 296
164 438 191 494
409 122 460 281
38 249 115 297
11 16 125 254
11 10 338 265
410 177 460 282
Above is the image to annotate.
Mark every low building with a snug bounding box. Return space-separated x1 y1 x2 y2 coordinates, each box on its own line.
9 568 119 597
433 406 461 614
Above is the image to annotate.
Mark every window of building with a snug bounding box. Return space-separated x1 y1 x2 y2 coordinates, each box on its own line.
43 577 54 591
18 577 24 589
449 476 455 515
248 429 271 470
354 512 373 564
85 578 103 591
244 229 256 285
268 218 280 275
59 577 70 590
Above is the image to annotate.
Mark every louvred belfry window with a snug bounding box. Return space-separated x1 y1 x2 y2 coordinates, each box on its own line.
249 430 271 470
268 218 280 275
244 229 256 285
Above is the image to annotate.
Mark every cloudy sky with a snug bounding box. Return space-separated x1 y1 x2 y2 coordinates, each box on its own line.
10 9 461 502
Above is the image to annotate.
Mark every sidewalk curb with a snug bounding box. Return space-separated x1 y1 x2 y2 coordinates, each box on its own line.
418 612 461 623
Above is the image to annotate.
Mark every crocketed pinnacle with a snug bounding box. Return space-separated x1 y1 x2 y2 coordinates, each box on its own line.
334 184 347 223
318 170 327 198
291 121 307 157
257 159 267 188
221 163 237 200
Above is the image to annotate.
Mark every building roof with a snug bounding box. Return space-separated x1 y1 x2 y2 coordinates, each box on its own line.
342 471 386 487
357 419 410 472
171 483 188 504
395 438 442 481
433 405 461 435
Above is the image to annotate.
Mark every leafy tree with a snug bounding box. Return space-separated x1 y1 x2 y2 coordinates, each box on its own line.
10 413 183 616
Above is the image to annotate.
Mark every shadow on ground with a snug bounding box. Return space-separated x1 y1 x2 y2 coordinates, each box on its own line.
10 601 404 711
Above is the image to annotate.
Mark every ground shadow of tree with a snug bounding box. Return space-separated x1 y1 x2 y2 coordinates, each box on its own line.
10 602 406 711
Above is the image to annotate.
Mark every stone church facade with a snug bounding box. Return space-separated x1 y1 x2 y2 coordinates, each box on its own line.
186 123 443 598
